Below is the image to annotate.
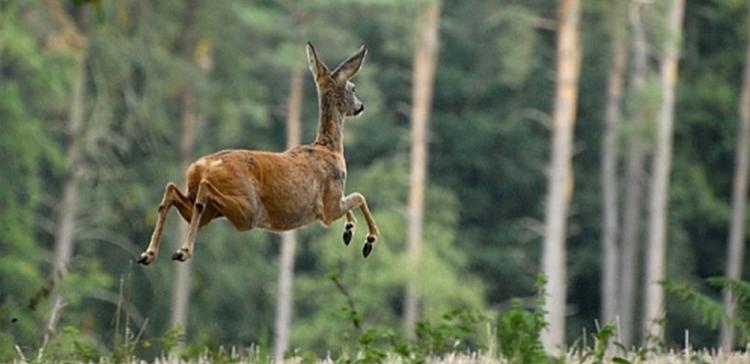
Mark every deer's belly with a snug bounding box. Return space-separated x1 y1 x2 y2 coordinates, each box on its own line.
254 197 320 232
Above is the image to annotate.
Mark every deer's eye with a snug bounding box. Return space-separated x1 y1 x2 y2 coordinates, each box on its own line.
351 85 356 93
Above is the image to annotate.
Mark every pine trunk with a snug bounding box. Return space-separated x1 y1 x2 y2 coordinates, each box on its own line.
643 0 684 342
719 6 750 350
618 0 649 346
170 88 197 330
601 2 627 327
541 0 581 351
404 0 441 339
48 47 87 334
273 66 303 361
169 0 199 332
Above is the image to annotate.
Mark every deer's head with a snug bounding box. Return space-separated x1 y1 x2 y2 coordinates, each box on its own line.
306 42 367 117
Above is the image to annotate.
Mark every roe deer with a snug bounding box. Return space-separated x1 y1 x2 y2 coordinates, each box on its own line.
137 42 380 265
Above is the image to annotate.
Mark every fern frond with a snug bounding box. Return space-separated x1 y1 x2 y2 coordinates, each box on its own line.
664 280 724 328
707 277 750 306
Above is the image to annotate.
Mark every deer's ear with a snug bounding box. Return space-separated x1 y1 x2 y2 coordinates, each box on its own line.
333 44 367 83
306 42 329 79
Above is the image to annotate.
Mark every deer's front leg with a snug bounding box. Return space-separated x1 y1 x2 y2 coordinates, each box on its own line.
324 192 379 257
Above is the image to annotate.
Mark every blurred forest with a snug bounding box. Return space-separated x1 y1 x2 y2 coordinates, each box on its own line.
2 0 750 360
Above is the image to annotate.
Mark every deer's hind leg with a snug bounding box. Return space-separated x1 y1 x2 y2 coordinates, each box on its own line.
172 179 256 262
138 182 193 265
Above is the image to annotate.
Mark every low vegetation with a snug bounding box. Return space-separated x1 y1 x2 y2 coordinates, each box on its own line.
11 275 750 364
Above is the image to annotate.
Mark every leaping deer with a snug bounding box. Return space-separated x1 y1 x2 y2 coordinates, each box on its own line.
137 42 380 265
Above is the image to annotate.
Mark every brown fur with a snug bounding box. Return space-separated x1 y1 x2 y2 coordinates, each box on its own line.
138 42 379 264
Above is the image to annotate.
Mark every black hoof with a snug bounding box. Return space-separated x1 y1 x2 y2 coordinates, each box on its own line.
343 230 353 246
362 242 373 258
172 249 189 262
137 251 154 265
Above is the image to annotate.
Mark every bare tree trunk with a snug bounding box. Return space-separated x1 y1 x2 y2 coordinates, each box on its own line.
719 6 750 350
169 0 200 333
403 0 441 339
643 0 684 343
170 88 197 330
541 0 581 351
47 47 87 335
601 2 627 327
273 66 303 361
619 0 649 346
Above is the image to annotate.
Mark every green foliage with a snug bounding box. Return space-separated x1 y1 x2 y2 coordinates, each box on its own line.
414 309 489 356
666 277 750 348
0 0 749 357
497 275 548 364
336 309 490 364
41 326 102 363
331 273 489 363
587 323 617 364
665 281 724 329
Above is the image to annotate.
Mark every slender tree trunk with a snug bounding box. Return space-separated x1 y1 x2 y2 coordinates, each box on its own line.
170 88 197 330
47 47 87 335
403 0 441 339
601 2 627 327
273 66 303 361
169 0 199 332
541 0 582 351
643 0 684 343
619 0 649 346
719 7 750 350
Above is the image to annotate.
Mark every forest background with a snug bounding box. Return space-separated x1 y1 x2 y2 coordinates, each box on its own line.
2 0 750 360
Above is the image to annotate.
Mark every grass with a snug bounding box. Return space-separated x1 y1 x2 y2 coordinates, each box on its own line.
10 348 750 364
15 274 750 363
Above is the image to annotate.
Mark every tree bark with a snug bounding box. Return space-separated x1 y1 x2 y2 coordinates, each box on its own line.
169 0 200 333
47 45 87 335
403 0 441 339
618 0 649 346
170 88 197 331
541 0 581 351
719 6 750 350
600 2 627 327
643 0 684 343
273 66 303 361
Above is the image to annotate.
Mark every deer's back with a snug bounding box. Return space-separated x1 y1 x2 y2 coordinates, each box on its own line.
185 147 345 231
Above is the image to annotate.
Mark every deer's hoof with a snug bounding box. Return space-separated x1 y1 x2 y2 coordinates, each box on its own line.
362 242 373 258
137 251 155 265
171 248 191 262
343 222 354 245
362 235 376 258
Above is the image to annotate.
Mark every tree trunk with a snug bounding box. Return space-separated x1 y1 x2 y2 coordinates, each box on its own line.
541 0 581 351
47 46 87 335
600 2 627 327
618 0 649 346
719 6 750 350
273 66 303 361
169 0 199 333
643 0 684 343
403 0 441 339
170 88 197 330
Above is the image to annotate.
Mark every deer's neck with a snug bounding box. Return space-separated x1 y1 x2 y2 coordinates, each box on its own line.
314 97 344 154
